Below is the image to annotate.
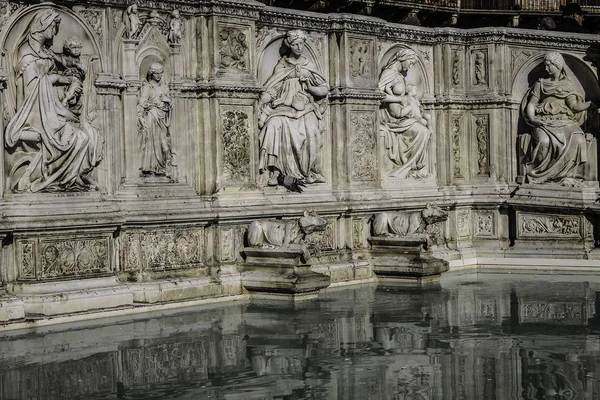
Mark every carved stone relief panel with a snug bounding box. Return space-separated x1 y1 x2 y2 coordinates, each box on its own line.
585 217 594 240
219 225 244 263
452 114 462 179
456 210 470 239
221 106 252 184
517 213 581 239
475 211 495 237
17 234 111 280
353 218 367 249
350 111 377 183
510 49 534 78
451 49 461 87
473 114 489 176
471 49 487 87
348 37 373 82
3 7 104 193
121 228 204 272
218 24 249 72
304 219 336 255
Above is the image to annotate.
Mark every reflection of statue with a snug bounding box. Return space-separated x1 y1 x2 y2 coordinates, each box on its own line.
258 29 329 186
123 4 140 39
137 62 174 177
520 52 591 186
168 10 182 44
379 49 432 179
4 9 103 192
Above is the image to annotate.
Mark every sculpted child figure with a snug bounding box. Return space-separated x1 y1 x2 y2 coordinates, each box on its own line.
55 37 86 110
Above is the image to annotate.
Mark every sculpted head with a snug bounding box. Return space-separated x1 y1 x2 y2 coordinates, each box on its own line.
30 9 61 41
63 36 82 57
284 29 307 58
147 62 164 82
544 52 565 79
387 48 418 73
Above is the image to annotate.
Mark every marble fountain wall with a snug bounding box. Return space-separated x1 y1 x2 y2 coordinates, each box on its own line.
0 0 598 323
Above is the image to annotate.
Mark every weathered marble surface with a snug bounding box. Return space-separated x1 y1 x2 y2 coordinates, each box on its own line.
0 0 597 322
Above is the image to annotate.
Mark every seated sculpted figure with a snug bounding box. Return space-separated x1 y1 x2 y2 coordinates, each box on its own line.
258 29 329 186
4 9 103 192
520 52 592 186
379 49 432 179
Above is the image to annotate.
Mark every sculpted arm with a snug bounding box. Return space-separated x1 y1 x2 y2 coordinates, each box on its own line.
566 94 591 113
525 82 542 126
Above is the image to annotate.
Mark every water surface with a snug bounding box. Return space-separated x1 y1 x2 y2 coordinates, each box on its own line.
1 271 600 399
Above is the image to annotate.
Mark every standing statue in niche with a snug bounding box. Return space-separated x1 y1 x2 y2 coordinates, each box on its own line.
123 4 140 39
4 9 103 192
379 49 432 179
474 51 486 85
520 52 591 186
137 62 175 178
168 10 182 44
258 29 329 186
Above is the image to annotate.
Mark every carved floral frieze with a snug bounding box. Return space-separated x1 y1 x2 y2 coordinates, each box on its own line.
121 228 204 272
475 212 494 237
518 214 580 238
221 107 251 183
452 115 462 178
350 112 376 182
17 236 111 280
219 27 248 71
474 115 489 176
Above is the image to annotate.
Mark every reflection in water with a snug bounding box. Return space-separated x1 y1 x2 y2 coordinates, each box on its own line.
2 272 600 399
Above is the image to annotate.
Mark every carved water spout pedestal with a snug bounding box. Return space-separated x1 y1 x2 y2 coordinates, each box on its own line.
369 237 449 284
242 246 331 298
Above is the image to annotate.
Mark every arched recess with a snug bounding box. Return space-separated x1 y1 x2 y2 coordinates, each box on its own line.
378 44 431 96
134 26 172 80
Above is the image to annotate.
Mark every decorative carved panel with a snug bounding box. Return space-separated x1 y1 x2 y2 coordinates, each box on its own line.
349 38 372 80
218 26 249 71
471 50 487 86
219 226 244 263
473 114 489 176
475 212 495 237
17 235 111 280
452 50 460 86
518 214 581 239
350 112 376 182
510 49 534 76
353 218 366 249
452 114 462 178
456 210 470 239
121 228 204 272
305 220 335 254
221 107 252 184
520 301 584 324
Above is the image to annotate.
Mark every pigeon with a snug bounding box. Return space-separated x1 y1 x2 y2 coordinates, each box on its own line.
277 174 306 193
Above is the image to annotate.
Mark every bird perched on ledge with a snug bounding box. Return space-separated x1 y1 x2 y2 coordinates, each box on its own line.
277 174 306 193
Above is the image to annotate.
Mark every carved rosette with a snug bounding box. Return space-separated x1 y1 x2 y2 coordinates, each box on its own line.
221 108 251 183
474 115 489 175
349 38 372 80
475 212 494 237
17 236 111 280
121 229 204 272
219 27 248 71
518 214 580 239
456 210 470 239
452 115 462 178
350 112 376 182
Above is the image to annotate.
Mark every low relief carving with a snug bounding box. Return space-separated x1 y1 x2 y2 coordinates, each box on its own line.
452 51 460 86
456 210 470 238
475 212 494 236
304 220 335 254
475 115 489 175
77 9 103 48
18 241 35 279
349 39 371 79
353 218 365 249
520 214 580 238
258 30 329 186
379 49 432 179
247 210 327 248
221 108 251 183
473 51 486 85
220 226 242 262
122 229 204 272
510 49 533 76
452 115 462 178
41 239 109 279
137 62 176 180
519 52 591 186
350 113 376 182
372 203 448 239
4 9 104 193
0 1 23 28
219 27 247 70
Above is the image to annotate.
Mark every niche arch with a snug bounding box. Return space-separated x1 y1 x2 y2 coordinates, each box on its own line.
378 44 431 96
